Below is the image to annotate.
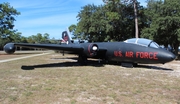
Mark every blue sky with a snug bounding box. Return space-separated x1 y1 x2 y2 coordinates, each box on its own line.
1 0 147 39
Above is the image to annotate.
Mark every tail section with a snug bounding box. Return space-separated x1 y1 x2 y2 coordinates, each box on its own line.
61 28 73 44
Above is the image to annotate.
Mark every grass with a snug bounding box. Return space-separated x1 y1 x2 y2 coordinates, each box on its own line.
0 51 180 104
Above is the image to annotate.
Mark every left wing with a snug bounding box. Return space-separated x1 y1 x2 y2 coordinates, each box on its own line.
4 42 104 57
4 43 83 54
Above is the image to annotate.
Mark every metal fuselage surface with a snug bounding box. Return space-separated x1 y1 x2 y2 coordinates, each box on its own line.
88 42 175 64
4 40 175 65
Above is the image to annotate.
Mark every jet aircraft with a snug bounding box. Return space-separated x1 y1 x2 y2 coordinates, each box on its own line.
4 29 176 67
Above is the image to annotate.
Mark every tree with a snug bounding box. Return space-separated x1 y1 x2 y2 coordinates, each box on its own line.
107 0 139 38
72 0 145 42
0 2 20 49
20 36 28 43
27 35 35 43
141 0 180 56
76 4 111 42
26 33 50 44
42 33 50 43
69 24 78 39
11 32 22 43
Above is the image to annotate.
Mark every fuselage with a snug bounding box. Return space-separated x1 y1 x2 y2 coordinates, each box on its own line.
3 38 176 65
87 42 175 64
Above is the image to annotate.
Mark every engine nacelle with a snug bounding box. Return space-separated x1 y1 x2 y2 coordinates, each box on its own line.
83 43 99 57
4 43 16 54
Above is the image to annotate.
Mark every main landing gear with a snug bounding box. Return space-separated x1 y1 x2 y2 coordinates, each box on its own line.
78 55 87 65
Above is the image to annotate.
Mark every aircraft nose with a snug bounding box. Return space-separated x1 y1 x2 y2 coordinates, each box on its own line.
170 53 176 60
159 49 176 63
166 52 176 62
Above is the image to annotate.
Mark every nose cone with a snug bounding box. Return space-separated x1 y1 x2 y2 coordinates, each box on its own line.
168 52 176 61
161 51 176 63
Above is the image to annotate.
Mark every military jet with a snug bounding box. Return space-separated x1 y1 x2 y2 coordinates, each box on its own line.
4 29 176 67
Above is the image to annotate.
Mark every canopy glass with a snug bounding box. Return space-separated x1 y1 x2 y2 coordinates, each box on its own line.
124 38 159 48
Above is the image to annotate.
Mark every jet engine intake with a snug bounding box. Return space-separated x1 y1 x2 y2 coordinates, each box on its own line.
4 43 16 54
84 43 99 57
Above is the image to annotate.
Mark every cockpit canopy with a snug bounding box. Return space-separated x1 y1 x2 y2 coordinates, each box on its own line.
124 38 159 48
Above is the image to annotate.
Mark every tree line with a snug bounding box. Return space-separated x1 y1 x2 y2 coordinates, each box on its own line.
0 3 58 50
69 0 180 55
1 0 180 55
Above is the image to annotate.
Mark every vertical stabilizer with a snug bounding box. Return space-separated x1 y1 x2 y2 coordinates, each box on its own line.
61 28 73 44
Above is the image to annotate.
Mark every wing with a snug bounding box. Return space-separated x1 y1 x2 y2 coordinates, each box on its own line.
4 42 107 58
4 43 83 54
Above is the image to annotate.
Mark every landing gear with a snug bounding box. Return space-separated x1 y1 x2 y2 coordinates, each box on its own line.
78 55 87 65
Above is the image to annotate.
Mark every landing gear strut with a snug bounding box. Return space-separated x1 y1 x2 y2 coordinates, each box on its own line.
78 55 87 65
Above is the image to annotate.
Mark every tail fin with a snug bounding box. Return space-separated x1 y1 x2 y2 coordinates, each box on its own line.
61 28 73 44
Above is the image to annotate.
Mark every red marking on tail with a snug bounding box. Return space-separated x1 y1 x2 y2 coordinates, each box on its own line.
62 35 68 42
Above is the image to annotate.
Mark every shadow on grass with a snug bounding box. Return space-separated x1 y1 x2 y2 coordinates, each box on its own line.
21 59 173 71
105 62 173 71
50 57 78 61
137 64 173 71
21 60 104 70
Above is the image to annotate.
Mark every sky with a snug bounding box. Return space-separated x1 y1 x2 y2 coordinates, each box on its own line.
1 0 147 39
